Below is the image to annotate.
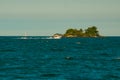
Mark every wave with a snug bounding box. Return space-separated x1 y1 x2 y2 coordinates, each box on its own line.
16 36 56 40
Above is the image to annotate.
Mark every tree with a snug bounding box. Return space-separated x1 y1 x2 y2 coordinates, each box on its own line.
64 26 100 37
64 29 77 37
85 26 99 37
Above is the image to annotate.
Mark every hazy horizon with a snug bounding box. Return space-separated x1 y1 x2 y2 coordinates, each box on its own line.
0 0 120 36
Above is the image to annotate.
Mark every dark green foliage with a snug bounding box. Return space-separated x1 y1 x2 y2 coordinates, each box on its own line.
64 26 100 37
84 26 100 37
64 28 84 37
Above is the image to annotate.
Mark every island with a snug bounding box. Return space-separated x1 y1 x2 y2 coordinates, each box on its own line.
53 26 101 38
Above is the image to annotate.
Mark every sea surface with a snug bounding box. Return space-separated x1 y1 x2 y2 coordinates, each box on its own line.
0 36 120 80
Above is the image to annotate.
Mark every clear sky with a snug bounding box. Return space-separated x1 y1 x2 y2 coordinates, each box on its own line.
0 0 120 36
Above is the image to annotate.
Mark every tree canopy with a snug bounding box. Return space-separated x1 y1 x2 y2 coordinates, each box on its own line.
64 26 100 37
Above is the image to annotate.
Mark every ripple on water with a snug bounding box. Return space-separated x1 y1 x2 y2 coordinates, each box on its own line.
0 37 120 80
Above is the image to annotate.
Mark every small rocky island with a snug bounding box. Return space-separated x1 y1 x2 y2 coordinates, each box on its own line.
53 26 101 38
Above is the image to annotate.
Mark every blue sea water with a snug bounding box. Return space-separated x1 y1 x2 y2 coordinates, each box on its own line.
0 36 120 80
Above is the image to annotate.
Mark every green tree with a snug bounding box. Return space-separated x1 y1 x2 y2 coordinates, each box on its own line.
85 26 99 37
64 26 100 37
64 28 77 37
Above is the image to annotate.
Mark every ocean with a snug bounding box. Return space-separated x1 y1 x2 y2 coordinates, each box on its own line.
0 36 120 80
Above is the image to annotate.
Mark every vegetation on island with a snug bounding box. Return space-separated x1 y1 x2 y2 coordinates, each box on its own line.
63 26 101 37
53 26 101 38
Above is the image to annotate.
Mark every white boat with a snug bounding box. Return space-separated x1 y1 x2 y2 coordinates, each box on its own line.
21 32 27 39
53 36 62 39
21 36 27 39
53 33 62 39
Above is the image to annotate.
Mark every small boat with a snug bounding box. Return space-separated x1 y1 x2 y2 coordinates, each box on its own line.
53 35 62 39
52 33 62 39
21 36 27 39
21 32 27 39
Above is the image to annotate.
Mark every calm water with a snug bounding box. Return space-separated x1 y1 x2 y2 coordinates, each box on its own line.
0 36 120 80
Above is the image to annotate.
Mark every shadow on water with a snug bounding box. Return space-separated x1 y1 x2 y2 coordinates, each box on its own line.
41 73 60 77
0 49 16 52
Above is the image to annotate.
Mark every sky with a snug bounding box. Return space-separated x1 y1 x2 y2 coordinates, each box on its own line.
0 0 120 36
